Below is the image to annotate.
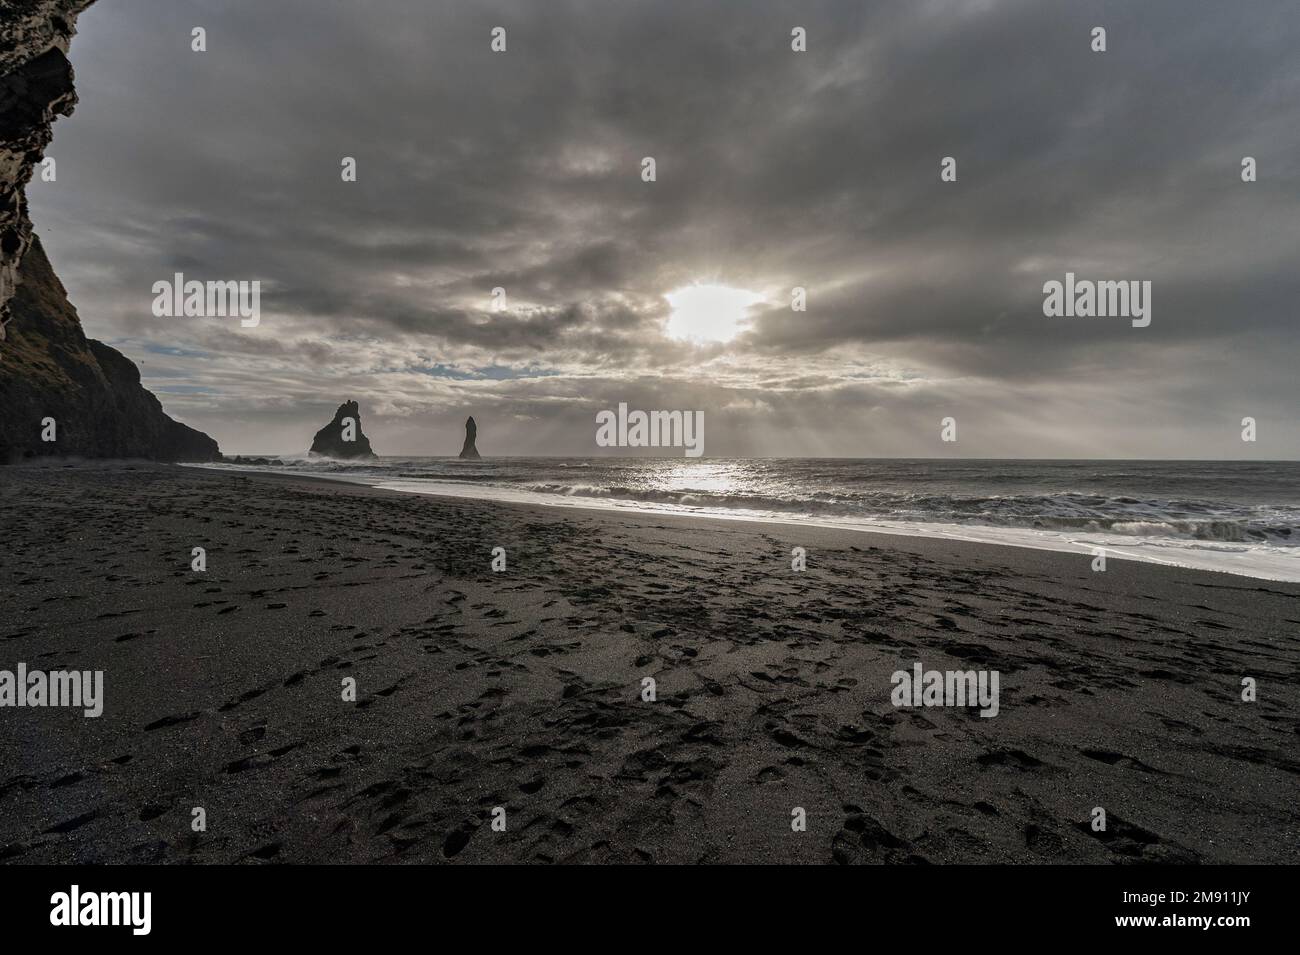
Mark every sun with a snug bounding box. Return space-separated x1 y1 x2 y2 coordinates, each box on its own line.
664 283 764 344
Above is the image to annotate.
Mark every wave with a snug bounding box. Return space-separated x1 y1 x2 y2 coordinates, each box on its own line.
190 457 1300 580
511 482 1300 545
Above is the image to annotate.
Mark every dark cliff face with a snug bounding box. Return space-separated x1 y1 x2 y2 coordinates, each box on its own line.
1 0 95 340
309 400 376 458
0 236 221 461
0 0 222 462
459 415 481 459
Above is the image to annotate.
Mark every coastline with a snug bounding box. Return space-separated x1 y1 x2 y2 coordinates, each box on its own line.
191 461 1300 583
2 461 1298 864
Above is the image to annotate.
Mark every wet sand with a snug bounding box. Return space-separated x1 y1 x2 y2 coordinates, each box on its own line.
1 461 1297 863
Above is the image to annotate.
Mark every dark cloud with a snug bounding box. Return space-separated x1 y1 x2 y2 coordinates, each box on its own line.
25 0 1300 456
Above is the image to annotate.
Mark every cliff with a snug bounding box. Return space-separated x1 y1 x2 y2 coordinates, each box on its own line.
309 400 376 458
0 236 221 461
0 0 221 462
1 0 95 341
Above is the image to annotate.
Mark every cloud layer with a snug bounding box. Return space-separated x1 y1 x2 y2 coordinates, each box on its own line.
27 0 1300 457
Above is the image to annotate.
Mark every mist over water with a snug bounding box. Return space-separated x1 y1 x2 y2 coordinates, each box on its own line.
199 458 1300 581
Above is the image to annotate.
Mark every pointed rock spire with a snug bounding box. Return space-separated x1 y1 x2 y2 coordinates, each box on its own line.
459 415 481 459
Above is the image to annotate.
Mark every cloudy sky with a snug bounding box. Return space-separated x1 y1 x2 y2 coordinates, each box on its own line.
27 0 1300 457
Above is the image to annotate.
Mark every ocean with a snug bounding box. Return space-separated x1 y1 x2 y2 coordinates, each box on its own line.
196 457 1300 581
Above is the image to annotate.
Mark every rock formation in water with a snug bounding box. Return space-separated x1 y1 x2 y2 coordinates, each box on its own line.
0 0 223 463
309 400 376 459
458 415 481 459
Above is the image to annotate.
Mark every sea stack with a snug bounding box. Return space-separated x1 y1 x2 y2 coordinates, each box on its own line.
458 416 481 459
309 400 376 459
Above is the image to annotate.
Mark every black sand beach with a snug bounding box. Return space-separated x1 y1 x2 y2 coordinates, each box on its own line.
1 462 1297 864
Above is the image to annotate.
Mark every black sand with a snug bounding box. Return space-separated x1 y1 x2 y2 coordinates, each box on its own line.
1 462 1297 864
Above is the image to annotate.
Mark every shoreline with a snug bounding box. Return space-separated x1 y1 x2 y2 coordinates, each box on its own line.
188 462 1300 583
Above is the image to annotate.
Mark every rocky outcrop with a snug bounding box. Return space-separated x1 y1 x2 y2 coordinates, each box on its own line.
0 236 222 461
458 415 481 459
2 0 95 341
0 0 222 463
309 400 376 459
